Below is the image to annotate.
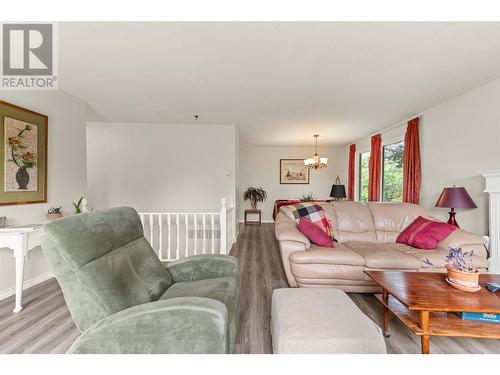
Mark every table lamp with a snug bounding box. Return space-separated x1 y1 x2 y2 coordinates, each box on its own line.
330 175 346 201
435 186 477 228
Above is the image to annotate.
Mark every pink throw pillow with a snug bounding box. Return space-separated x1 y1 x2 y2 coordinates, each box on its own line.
297 217 334 248
396 216 457 250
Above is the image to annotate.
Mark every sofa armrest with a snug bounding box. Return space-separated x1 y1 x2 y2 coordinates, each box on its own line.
275 212 311 248
68 297 229 354
438 229 488 255
165 254 239 283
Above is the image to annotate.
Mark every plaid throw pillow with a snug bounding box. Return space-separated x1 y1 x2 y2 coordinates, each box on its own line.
285 202 333 237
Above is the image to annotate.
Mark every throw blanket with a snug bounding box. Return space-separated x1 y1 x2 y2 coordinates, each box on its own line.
285 202 333 237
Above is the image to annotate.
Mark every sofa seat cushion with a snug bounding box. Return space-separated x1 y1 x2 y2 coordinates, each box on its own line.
160 276 239 349
401 247 490 270
289 245 366 282
290 243 365 266
160 276 238 313
343 241 422 270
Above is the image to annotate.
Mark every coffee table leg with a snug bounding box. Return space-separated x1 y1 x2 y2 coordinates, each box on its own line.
420 311 430 354
382 290 390 338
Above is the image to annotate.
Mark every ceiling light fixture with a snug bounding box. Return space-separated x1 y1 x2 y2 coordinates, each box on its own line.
304 134 328 170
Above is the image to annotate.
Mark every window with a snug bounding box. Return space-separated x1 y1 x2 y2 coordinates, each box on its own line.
359 151 370 202
382 140 404 202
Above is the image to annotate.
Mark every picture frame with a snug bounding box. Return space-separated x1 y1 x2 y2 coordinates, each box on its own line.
280 159 309 184
0 100 48 205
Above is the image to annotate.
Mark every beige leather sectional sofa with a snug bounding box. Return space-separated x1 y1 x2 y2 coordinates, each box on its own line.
275 201 489 292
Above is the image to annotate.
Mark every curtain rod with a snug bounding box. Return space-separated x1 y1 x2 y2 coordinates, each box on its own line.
368 114 422 139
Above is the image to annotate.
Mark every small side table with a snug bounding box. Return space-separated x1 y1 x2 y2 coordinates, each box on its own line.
0 225 44 312
244 209 262 225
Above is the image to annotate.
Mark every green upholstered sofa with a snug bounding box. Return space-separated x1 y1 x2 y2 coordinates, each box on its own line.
41 207 239 354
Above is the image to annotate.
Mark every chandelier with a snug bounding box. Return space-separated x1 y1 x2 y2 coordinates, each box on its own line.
304 134 328 170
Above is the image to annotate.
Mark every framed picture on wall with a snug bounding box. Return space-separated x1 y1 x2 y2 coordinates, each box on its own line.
0 100 48 205
280 159 309 184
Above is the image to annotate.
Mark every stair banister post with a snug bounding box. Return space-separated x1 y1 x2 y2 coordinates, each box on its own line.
221 198 227 254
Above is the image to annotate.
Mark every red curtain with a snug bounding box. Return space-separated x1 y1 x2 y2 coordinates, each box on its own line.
403 117 421 204
368 134 382 201
347 144 356 200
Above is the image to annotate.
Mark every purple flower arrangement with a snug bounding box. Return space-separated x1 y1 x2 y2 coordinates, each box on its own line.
423 247 476 272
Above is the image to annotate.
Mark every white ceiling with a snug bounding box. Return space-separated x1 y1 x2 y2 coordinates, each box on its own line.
58 22 500 146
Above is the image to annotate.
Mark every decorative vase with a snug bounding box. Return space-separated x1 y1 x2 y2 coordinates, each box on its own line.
447 267 479 289
16 167 29 190
46 212 63 220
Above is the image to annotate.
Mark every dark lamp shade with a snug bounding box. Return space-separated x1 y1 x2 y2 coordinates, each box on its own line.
435 187 477 209
330 184 346 199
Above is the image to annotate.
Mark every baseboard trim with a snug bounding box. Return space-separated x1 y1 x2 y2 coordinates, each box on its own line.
0 271 54 301
238 220 275 224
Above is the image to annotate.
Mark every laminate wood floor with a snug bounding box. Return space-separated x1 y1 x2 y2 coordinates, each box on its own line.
0 223 498 354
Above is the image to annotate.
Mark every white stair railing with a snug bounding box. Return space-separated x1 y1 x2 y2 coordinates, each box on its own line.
139 198 234 261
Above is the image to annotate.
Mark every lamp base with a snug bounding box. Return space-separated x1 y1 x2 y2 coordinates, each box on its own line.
447 210 459 228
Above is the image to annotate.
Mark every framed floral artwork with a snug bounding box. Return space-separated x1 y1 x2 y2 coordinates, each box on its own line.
280 159 310 184
0 100 48 205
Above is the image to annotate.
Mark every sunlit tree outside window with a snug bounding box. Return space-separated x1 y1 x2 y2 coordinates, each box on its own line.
359 151 370 202
382 141 404 202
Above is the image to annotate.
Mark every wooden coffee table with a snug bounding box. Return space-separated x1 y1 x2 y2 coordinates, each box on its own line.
366 271 500 354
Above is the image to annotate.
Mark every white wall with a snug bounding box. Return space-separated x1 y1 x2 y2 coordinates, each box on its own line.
86 122 237 212
419 79 500 235
352 79 500 235
239 145 347 222
0 90 88 297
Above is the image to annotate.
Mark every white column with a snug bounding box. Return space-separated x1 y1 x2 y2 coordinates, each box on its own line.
480 170 500 274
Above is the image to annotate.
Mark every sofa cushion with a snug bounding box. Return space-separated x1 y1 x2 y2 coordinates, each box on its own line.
160 276 239 349
396 216 457 250
43 206 146 269
367 202 429 242
275 212 311 248
290 243 364 266
343 241 422 270
279 205 297 222
401 246 490 270
160 276 238 313
42 207 173 332
331 201 377 242
438 228 487 249
297 218 334 247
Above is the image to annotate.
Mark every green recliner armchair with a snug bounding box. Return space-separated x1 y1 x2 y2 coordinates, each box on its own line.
41 207 239 354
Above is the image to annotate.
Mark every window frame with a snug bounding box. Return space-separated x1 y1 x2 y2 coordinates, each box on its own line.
354 135 405 202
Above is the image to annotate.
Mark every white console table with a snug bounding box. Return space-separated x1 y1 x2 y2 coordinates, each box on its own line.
0 226 44 312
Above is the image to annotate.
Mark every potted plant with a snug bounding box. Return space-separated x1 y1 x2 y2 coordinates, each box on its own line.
424 247 479 291
243 187 267 209
299 193 316 202
73 196 84 214
46 206 63 220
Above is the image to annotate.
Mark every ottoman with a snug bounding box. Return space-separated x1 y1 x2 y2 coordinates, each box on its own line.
271 288 386 354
